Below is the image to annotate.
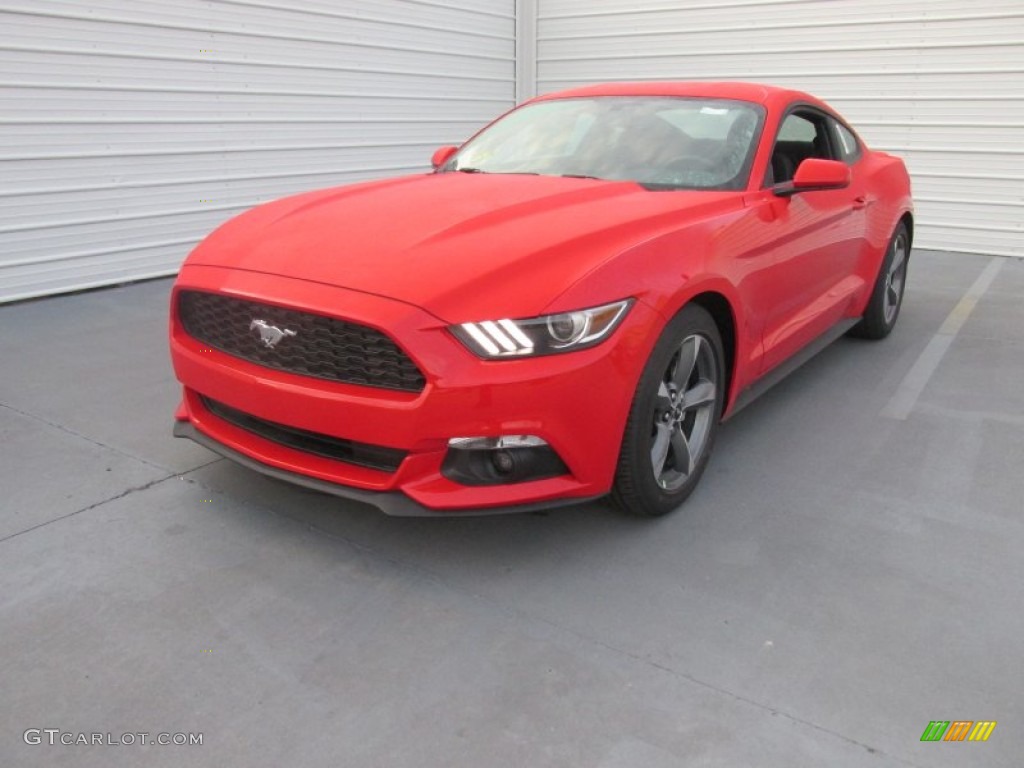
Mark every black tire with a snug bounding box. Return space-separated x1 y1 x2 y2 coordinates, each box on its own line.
612 304 726 517
849 222 910 340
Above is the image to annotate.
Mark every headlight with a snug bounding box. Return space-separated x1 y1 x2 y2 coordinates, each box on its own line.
451 299 633 358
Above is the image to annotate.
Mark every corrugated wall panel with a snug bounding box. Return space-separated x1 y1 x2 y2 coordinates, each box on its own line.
537 0 1024 257
0 0 515 302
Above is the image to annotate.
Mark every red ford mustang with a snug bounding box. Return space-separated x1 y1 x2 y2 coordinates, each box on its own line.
170 82 912 516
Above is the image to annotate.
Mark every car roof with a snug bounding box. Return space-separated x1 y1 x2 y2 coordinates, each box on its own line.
530 81 828 112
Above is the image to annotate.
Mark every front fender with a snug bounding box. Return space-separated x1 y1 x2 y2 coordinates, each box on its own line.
542 223 756 416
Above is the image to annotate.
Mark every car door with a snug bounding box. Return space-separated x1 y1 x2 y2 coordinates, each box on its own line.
738 107 869 375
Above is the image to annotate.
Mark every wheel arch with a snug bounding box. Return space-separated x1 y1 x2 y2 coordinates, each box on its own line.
899 211 914 248
683 290 739 415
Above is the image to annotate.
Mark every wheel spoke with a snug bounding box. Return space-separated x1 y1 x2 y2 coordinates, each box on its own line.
655 381 673 413
650 422 672 476
670 426 693 477
671 336 701 391
682 378 716 411
889 242 906 276
887 283 899 308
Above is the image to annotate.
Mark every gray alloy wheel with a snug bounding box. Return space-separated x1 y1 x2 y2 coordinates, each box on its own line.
650 334 718 491
883 229 909 325
612 304 725 517
850 221 911 340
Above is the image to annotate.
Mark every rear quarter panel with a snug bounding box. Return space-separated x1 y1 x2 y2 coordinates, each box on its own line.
863 150 914 249
850 149 914 315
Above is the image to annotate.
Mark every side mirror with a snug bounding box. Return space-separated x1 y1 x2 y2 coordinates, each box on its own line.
431 145 458 169
774 158 851 196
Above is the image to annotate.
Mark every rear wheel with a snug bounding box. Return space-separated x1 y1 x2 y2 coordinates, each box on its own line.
612 304 725 517
850 222 910 340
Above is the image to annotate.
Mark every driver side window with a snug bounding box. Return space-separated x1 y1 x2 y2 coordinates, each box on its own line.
767 111 837 185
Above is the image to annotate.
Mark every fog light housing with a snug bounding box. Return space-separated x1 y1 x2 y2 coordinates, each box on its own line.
442 436 569 486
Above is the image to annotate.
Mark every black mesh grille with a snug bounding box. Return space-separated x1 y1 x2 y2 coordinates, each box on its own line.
202 396 407 473
177 290 426 393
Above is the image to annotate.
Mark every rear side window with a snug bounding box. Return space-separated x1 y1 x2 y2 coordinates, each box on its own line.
832 120 862 163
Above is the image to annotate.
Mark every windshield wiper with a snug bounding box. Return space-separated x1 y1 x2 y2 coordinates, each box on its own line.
453 168 544 176
560 173 603 180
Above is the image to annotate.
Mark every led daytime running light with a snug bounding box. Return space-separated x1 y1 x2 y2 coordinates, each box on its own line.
454 299 632 359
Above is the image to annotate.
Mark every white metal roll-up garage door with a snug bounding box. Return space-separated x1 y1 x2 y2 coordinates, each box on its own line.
0 0 515 303
535 0 1024 258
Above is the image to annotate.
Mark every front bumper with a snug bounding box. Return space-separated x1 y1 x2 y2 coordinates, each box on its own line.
170 265 658 513
173 420 598 516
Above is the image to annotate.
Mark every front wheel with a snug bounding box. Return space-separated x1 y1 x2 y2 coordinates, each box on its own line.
612 304 725 517
849 222 910 340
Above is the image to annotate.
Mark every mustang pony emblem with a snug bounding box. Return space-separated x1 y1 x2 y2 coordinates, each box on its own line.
249 319 297 348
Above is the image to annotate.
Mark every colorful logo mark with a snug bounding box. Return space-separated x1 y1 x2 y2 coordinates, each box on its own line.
920 721 996 742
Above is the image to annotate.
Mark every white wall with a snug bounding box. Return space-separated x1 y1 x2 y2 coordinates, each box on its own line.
535 0 1024 258
0 0 515 302
2 0 1021 303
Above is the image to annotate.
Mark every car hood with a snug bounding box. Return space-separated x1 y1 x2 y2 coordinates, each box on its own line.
187 172 742 322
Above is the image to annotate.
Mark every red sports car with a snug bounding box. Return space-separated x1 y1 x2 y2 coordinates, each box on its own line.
170 82 913 516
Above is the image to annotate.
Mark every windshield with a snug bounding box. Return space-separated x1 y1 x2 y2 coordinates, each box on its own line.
442 96 765 191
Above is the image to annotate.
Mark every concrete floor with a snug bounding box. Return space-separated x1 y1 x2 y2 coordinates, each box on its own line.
1 250 1021 767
